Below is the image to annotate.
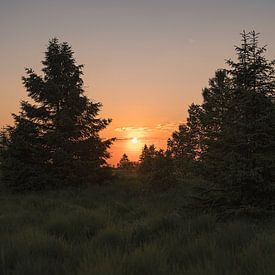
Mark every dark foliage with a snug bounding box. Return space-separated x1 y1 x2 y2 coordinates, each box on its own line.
182 31 275 215
0 38 114 191
138 145 157 175
117 154 138 170
167 124 196 177
138 145 176 190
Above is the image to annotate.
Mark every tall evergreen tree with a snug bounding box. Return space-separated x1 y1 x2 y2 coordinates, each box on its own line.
192 31 275 213
216 31 275 210
199 69 233 179
1 38 114 191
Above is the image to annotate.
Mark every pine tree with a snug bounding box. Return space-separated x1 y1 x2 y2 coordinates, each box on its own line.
138 144 157 174
167 124 195 176
217 31 275 210
199 69 233 180
118 154 134 169
1 38 114 191
196 31 275 213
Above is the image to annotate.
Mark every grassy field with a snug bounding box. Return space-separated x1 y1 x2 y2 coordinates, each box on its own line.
0 174 274 275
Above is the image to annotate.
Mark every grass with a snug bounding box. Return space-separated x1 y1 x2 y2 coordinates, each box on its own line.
0 174 274 275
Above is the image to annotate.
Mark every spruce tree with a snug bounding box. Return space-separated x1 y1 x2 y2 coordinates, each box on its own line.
118 154 134 169
217 31 275 210
199 69 233 180
138 144 157 174
195 31 275 213
1 38 114 191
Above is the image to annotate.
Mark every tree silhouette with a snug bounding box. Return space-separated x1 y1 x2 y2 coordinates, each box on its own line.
1 38 114 191
138 144 157 174
118 153 135 169
167 124 195 176
187 31 275 213
217 31 275 210
138 145 176 189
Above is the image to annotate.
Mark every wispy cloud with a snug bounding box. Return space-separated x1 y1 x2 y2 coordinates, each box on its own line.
116 136 168 141
114 126 153 133
155 122 181 131
114 121 183 137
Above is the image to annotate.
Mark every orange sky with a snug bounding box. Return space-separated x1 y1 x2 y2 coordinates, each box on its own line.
1 0 275 165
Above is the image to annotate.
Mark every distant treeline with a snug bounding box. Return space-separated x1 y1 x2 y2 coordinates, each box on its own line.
1 31 275 217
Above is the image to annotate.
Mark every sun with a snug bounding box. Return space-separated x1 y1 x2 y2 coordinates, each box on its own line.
131 137 138 144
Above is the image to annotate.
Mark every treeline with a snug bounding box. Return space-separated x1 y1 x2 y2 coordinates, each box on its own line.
0 31 274 216
119 31 275 216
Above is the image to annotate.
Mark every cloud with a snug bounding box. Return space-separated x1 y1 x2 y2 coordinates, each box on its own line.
115 137 168 143
115 122 184 134
114 126 153 133
115 121 183 134
155 121 182 131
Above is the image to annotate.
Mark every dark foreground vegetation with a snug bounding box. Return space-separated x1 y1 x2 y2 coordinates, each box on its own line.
1 173 275 275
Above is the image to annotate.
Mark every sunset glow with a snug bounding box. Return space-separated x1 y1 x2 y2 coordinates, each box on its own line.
1 0 275 166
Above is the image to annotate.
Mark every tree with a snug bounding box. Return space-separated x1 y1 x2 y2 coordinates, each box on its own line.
148 149 176 190
118 154 135 169
186 103 205 160
138 144 157 174
193 31 275 213
198 69 233 180
167 124 195 176
1 38 114 191
216 31 275 211
138 145 176 190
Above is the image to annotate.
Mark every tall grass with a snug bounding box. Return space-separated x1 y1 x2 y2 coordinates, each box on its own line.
0 176 274 275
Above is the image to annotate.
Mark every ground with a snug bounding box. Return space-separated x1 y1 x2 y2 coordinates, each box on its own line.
0 173 274 275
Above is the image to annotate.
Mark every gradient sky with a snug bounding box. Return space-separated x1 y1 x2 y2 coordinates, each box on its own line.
1 0 275 165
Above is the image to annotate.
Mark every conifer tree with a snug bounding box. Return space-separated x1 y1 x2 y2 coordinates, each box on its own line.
148 149 176 190
167 124 195 176
1 38 114 191
192 31 275 213
186 103 205 160
118 153 134 169
199 69 233 179
216 31 275 210
138 144 157 174
138 144 175 189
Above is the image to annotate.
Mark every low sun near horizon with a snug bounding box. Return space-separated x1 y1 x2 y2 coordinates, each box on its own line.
1 0 275 166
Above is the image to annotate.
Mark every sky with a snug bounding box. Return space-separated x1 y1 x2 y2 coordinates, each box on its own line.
1 0 275 165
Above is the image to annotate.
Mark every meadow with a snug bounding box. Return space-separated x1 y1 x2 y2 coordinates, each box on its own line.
0 173 274 275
